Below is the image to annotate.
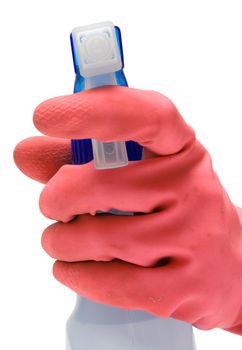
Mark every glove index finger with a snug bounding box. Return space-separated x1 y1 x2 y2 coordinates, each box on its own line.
33 86 195 156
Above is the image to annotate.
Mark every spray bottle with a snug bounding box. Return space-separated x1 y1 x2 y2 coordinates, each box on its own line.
67 21 197 350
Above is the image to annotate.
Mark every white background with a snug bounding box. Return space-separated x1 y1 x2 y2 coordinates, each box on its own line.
1 0 242 349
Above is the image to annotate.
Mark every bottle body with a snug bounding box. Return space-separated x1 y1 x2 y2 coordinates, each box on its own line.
66 296 197 350
68 23 197 350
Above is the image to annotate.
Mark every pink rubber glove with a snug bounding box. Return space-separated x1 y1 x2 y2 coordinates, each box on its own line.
14 86 242 334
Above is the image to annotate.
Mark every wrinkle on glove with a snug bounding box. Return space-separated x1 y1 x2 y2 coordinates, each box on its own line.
14 86 242 335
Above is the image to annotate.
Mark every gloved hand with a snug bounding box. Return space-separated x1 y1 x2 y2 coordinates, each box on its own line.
14 86 242 335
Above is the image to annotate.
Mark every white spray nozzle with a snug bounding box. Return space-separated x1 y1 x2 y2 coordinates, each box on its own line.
72 21 122 78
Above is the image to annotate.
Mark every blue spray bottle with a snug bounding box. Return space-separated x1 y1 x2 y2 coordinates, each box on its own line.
67 21 197 350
